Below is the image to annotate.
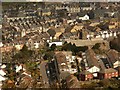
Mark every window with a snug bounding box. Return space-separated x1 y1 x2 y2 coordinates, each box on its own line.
105 74 108 76
112 73 114 75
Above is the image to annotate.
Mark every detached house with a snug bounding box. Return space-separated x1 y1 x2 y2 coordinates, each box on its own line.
80 49 100 80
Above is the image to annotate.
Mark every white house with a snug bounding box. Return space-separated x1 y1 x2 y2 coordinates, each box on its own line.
0 75 6 89
106 33 109 38
16 64 23 73
0 65 7 88
114 61 120 68
109 32 113 37
79 14 89 21
0 64 6 69
34 42 40 49
87 66 100 73
113 32 117 37
0 75 6 81
0 69 6 76
102 34 105 39
0 42 3 47
21 29 26 37
49 42 63 47
87 34 90 39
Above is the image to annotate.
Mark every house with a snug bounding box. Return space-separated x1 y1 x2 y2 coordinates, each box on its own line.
37 9 51 16
0 65 7 88
100 68 118 79
67 3 80 13
104 12 118 18
98 56 118 79
106 49 120 68
89 22 100 27
109 22 117 29
15 64 23 73
55 52 69 73
64 52 77 74
70 23 84 33
85 49 100 78
49 41 63 47
65 75 80 88
47 29 56 38
14 44 24 50
0 69 6 77
0 42 3 47
79 14 89 21
16 73 33 88
80 70 93 81
26 35 45 49
0 45 13 53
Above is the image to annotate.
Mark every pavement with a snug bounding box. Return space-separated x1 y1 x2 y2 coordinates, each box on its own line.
40 61 49 88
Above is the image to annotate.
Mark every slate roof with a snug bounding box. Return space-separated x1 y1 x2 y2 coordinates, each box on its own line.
66 75 80 88
77 11 88 17
106 49 119 64
100 68 118 74
80 70 91 75
86 49 99 68
64 25 74 33
55 52 67 65
47 29 56 37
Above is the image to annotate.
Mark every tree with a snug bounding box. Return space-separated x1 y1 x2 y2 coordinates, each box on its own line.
50 44 56 51
97 22 109 30
71 43 78 55
92 43 101 50
87 10 95 19
77 46 88 52
43 51 54 60
71 64 76 68
110 35 120 52
99 79 120 88
62 42 72 51
13 44 34 62
20 44 28 52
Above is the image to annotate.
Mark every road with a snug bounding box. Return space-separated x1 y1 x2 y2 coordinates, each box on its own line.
40 61 49 88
